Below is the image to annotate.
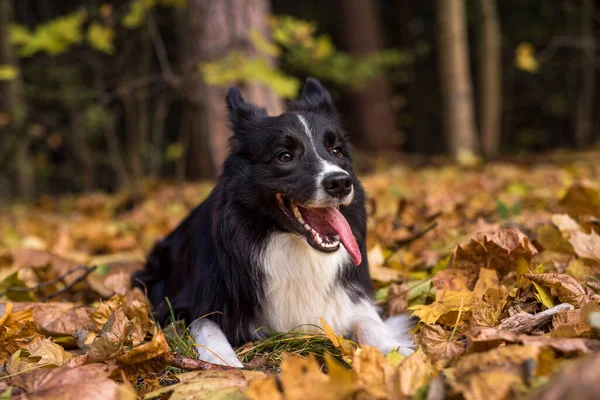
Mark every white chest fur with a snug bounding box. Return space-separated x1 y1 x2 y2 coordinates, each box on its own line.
257 232 378 336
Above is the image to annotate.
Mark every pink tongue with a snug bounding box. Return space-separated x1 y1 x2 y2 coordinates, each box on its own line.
299 206 362 266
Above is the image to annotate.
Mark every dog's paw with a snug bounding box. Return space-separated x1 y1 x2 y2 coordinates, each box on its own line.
190 319 244 368
354 315 416 356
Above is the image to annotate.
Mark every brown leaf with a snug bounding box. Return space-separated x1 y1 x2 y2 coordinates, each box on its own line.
451 228 538 277
415 324 464 367
526 273 589 307
470 286 509 328
552 302 599 338
518 336 600 354
448 345 542 400
6 337 73 375
529 351 600 400
568 230 600 263
117 326 169 365
84 308 133 363
467 327 519 353
143 369 266 400
9 363 136 400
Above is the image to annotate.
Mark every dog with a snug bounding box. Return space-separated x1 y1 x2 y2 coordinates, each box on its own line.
132 78 414 367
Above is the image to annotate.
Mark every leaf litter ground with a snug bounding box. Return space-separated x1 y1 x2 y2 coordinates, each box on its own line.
1 151 599 399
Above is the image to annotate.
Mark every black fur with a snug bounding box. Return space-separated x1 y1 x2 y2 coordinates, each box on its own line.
132 78 373 346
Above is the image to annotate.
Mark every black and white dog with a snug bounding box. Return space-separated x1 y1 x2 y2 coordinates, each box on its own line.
133 78 414 367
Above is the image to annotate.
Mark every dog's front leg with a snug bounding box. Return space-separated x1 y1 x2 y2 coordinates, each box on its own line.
351 314 416 356
189 319 244 368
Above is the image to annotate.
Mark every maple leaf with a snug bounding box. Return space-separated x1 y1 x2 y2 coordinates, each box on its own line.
6 337 72 375
415 324 464 367
247 354 358 400
319 317 357 356
450 228 538 278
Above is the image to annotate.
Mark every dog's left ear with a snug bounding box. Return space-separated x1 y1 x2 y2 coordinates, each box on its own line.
288 77 335 114
226 88 268 130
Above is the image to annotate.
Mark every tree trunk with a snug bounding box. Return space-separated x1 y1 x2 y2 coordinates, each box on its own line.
0 0 33 198
336 0 401 152
437 0 480 156
575 0 595 148
478 0 501 157
178 0 282 179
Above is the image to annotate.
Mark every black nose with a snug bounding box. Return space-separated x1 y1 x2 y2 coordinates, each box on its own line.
322 172 353 198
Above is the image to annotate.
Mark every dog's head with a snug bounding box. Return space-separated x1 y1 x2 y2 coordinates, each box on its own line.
223 78 362 265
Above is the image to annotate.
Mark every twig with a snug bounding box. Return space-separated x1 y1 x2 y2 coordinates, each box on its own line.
383 221 438 265
498 303 574 334
162 353 238 371
40 265 97 301
0 265 96 298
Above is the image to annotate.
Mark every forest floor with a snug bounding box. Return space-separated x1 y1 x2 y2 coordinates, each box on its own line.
1 150 599 399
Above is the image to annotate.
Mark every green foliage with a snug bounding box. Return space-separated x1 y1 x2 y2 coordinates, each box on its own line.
0 65 19 81
202 52 300 98
10 12 86 57
201 15 412 98
122 0 186 28
86 22 115 55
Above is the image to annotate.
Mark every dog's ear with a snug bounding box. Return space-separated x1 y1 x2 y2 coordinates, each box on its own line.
288 78 335 114
226 87 268 130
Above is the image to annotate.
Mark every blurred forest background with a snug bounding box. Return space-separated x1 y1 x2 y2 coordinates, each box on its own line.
0 0 598 200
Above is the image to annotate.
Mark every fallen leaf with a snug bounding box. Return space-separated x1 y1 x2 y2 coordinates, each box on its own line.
8 363 136 400
558 183 600 219
247 354 358 400
568 230 600 263
529 351 600 400
353 346 397 399
6 337 73 375
526 273 589 307
415 324 464 367
143 369 266 400
448 345 542 400
396 351 434 398
451 228 538 278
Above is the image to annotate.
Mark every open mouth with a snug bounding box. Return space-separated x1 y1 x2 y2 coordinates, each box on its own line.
276 194 362 266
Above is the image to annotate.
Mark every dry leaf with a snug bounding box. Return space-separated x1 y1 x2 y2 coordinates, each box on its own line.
6 337 73 375
451 228 538 277
568 230 600 263
8 363 136 400
353 346 397 399
247 354 358 400
415 324 464 367
558 183 600 219
526 273 589 307
396 351 434 398
529 351 600 400
143 369 266 400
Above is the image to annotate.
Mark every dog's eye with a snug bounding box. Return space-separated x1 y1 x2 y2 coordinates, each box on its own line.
278 152 293 163
332 147 344 159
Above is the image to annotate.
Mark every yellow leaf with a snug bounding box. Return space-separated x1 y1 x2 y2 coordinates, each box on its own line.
87 22 115 55
531 280 555 309
515 42 539 73
0 65 19 81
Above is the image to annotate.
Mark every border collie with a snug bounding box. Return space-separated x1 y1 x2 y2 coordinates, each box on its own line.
133 78 414 367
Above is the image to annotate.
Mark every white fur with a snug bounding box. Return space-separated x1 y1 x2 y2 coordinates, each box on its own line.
190 318 244 368
296 115 353 206
257 231 414 355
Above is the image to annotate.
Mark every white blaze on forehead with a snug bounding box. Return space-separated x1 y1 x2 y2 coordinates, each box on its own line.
296 115 353 205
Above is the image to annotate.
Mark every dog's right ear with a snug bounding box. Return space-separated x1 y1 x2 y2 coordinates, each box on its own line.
226 88 268 130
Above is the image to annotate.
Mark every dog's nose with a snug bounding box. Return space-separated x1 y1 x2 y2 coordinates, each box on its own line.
322 172 352 198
